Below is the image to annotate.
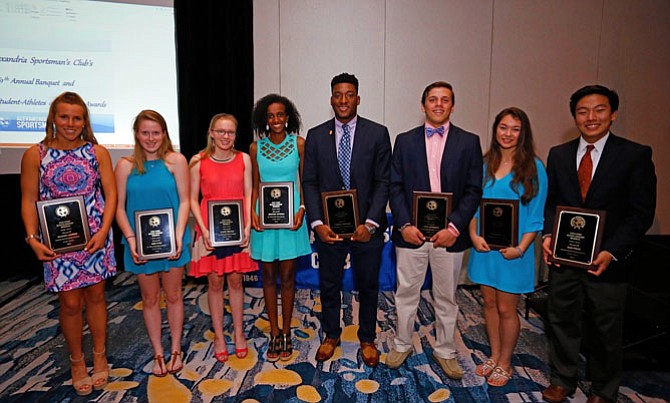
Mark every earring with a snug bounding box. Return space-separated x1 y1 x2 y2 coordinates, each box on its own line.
285 121 288 128
266 124 269 132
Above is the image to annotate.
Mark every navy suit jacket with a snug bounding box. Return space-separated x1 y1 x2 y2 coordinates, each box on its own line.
389 123 483 251
303 116 392 233
543 133 656 280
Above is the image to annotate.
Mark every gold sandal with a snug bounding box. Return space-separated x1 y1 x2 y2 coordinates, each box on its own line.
475 358 496 377
487 366 512 387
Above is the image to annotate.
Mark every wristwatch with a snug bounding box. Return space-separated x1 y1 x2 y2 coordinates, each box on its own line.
364 223 377 235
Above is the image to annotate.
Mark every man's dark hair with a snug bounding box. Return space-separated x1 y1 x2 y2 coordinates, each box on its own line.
421 81 455 105
331 73 359 92
569 85 619 117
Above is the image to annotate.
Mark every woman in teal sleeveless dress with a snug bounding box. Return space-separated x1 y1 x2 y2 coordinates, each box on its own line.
115 110 191 377
250 94 311 362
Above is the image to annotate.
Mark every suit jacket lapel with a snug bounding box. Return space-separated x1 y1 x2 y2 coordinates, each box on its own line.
350 118 363 178
414 127 431 189
587 134 618 201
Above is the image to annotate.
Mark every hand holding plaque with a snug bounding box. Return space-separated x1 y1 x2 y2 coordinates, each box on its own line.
480 198 519 250
260 182 294 229
413 191 453 239
208 199 243 247
322 189 359 238
36 195 91 254
134 208 176 260
548 206 606 270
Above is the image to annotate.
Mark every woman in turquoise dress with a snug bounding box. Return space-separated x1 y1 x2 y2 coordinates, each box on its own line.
21 92 117 396
467 107 548 387
250 94 311 361
115 110 191 377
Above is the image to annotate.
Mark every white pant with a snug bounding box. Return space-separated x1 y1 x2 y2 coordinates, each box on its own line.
394 244 464 359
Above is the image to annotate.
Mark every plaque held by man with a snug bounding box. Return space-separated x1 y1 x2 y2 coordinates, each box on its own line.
260 182 294 229
480 198 519 249
134 208 176 260
322 189 359 238
413 191 453 239
208 200 244 246
549 206 606 269
36 195 91 253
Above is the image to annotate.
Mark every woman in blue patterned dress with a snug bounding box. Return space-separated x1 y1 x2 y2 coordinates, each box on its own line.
115 110 190 377
20 92 117 396
467 107 548 387
250 94 311 362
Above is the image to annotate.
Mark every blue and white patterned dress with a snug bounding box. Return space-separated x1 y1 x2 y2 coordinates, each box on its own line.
39 142 116 292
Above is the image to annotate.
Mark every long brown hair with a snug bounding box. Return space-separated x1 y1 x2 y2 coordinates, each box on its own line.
132 110 174 174
43 91 97 146
484 107 538 205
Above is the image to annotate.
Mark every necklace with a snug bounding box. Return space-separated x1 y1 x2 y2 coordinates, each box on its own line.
502 160 512 165
211 153 235 162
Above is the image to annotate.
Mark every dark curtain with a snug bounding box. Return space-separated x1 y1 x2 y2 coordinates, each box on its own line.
174 1 254 159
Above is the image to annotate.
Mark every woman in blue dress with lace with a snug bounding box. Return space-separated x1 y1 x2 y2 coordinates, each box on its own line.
467 107 548 387
250 94 311 362
115 110 190 377
20 92 117 396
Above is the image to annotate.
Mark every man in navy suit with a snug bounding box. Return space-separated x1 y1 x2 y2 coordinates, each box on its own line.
541 85 656 403
303 73 391 367
386 81 483 379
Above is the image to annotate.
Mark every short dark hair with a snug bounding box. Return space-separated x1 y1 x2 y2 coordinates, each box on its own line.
569 85 619 117
421 81 454 105
331 73 359 93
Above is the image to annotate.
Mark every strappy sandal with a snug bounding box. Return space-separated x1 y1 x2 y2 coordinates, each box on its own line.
279 333 293 361
69 355 93 396
487 366 512 387
91 349 109 390
152 355 168 377
267 335 281 362
475 358 496 377
167 351 183 374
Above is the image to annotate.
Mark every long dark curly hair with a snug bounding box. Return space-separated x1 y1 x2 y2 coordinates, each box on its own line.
251 93 302 138
484 107 539 205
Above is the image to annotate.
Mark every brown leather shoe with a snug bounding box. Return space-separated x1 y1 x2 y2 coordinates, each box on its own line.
315 337 340 362
586 395 609 403
542 384 570 403
360 342 379 367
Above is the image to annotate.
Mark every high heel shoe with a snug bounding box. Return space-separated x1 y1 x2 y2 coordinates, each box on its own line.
167 351 183 374
235 346 248 359
69 355 93 396
214 350 229 363
152 355 168 377
91 349 109 390
279 333 293 361
267 335 281 363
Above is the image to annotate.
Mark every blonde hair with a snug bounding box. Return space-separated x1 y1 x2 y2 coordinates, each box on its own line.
195 113 239 164
43 92 97 146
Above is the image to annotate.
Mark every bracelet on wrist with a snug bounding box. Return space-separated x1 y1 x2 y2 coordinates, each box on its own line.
25 234 40 244
515 246 524 257
126 235 136 240
298 204 305 211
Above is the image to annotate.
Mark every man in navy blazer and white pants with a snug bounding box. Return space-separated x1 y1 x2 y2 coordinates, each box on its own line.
303 73 391 367
387 81 483 379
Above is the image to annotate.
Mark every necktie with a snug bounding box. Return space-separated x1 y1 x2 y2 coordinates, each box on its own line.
338 124 352 189
578 144 595 201
426 126 445 137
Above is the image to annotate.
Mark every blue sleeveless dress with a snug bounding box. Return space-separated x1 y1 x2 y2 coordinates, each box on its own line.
122 159 191 274
250 135 311 262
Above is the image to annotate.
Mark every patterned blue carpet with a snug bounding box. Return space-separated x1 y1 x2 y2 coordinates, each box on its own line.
0 271 667 402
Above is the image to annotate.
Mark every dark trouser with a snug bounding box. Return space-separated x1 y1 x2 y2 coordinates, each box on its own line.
547 265 627 402
316 235 383 343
